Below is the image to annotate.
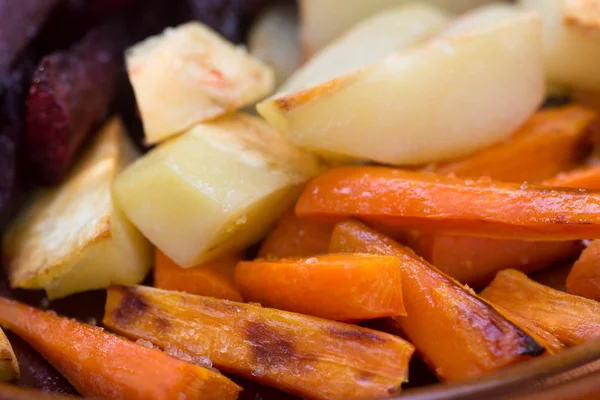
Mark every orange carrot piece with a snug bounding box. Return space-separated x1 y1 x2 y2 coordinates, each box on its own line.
235 254 406 321
547 165 600 188
481 269 600 346
567 240 600 301
154 249 243 301
329 220 546 382
434 105 596 182
0 297 241 400
104 285 415 400
0 383 79 400
258 207 335 258
296 166 600 240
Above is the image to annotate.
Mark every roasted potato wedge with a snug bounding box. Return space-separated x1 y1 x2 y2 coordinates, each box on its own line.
258 11 544 166
281 3 450 93
3 119 152 299
114 113 325 268
127 22 275 144
0 329 18 382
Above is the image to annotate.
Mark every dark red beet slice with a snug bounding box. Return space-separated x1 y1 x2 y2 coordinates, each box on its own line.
26 21 127 184
0 0 60 75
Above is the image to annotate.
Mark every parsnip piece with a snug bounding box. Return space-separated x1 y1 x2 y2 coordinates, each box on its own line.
281 3 450 93
127 22 275 144
437 3 521 37
3 119 152 299
249 3 301 88
114 113 325 268
300 0 500 58
521 0 600 90
258 12 544 166
0 329 18 381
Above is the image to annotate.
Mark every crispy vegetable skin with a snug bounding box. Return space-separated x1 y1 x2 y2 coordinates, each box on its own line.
235 254 406 321
0 328 18 381
434 105 596 182
27 21 126 183
481 269 600 346
297 166 600 240
329 220 545 382
0 383 78 400
154 249 243 301
567 240 600 301
0 296 241 399
104 285 415 399
0 0 60 74
258 207 335 258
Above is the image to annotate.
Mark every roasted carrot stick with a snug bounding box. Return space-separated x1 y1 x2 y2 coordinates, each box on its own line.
104 285 415 400
0 383 79 400
481 269 600 346
328 220 546 382
0 297 241 400
567 240 600 301
154 249 243 301
258 207 335 258
296 166 600 240
547 165 600 188
235 254 406 321
434 105 596 182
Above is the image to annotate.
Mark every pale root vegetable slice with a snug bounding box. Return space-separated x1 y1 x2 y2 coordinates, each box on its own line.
521 0 600 90
328 220 546 382
234 254 407 321
249 3 301 88
127 22 274 144
3 119 152 299
0 296 241 399
258 12 544 166
282 3 450 93
0 329 18 381
154 249 244 302
481 269 600 346
567 240 600 301
104 285 415 400
114 113 325 268
299 0 499 58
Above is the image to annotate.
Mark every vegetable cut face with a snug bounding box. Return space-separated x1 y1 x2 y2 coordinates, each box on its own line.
104 285 415 400
127 22 275 144
0 296 241 400
297 166 600 240
258 207 335 258
3 118 152 299
114 113 325 268
258 12 543 165
567 239 600 301
481 269 600 346
235 253 406 321
154 249 243 301
0 328 19 382
329 220 546 382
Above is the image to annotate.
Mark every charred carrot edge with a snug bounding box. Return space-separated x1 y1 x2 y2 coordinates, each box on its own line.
328 220 546 382
481 269 600 347
104 285 415 400
258 207 335 258
154 249 244 302
235 253 406 321
567 240 600 301
296 166 600 241
0 297 241 400
434 105 596 182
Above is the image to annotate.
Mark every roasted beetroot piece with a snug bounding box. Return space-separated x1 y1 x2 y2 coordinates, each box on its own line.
178 0 273 43
0 0 60 75
26 21 127 184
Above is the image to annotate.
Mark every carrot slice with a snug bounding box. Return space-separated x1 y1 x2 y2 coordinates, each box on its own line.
481 269 600 346
258 207 335 258
0 297 241 400
235 254 406 321
434 105 595 182
297 166 600 240
547 165 600 188
329 220 546 382
0 383 78 400
567 240 600 301
154 249 243 301
104 285 415 400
